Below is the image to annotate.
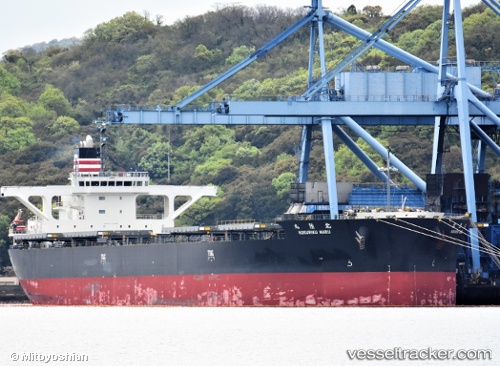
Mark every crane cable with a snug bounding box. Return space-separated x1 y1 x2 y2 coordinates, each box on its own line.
395 217 500 261
441 218 500 268
377 217 500 267
400 216 500 258
377 218 477 251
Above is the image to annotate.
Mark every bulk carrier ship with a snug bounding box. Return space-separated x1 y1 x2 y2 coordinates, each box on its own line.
4 0 500 306
1 135 471 306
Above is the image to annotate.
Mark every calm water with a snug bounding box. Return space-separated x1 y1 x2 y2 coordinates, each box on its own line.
0 306 498 365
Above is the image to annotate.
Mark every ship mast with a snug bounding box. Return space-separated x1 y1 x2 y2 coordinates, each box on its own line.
97 121 107 173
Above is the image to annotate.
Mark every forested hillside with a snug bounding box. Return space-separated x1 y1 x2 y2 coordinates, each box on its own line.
0 2 499 267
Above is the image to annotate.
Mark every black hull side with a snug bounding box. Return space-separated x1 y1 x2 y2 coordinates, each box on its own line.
10 218 464 280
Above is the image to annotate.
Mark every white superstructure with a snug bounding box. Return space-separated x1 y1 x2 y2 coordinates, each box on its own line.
1 136 217 237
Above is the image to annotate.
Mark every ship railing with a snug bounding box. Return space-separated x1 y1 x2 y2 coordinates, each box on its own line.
158 231 283 244
9 227 27 235
351 182 418 190
137 214 164 220
73 171 149 178
347 204 427 211
277 214 340 221
340 95 436 102
210 232 279 242
217 219 256 225
12 241 67 250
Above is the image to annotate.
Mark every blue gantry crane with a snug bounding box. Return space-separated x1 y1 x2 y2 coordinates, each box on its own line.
108 0 500 285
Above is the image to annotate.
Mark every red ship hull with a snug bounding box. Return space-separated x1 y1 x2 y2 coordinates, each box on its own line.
20 271 456 306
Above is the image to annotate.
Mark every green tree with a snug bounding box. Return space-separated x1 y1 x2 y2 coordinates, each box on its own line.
38 85 72 116
225 45 255 66
175 190 223 226
277 70 308 95
138 141 172 179
191 158 233 183
396 29 425 53
362 5 383 18
233 144 261 166
109 126 160 172
463 8 500 60
392 5 443 43
335 137 387 182
194 44 214 63
0 215 10 268
172 125 237 182
2 49 23 64
272 172 296 199
27 104 56 123
257 78 280 97
413 20 443 60
128 54 159 85
0 116 37 153
83 11 156 44
0 95 26 118
178 125 235 160
233 79 261 100
47 116 80 138
0 65 21 95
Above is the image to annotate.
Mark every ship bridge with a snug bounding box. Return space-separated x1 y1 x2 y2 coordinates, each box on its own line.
107 0 500 277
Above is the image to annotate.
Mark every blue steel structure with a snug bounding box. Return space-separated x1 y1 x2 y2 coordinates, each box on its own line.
107 1 500 281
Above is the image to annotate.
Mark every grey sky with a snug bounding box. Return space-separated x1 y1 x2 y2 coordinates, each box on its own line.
1 0 482 54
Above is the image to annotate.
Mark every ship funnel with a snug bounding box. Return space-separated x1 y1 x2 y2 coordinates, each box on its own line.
73 135 100 175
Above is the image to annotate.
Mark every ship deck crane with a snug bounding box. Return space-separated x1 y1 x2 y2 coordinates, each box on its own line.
108 0 500 278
